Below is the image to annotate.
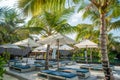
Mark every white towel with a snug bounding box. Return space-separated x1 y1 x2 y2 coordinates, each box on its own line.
52 48 57 59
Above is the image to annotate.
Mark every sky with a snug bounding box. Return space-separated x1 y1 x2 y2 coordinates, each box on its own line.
0 0 17 7
0 0 120 41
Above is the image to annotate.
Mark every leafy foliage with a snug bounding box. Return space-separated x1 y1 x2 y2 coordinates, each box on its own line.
75 24 99 42
0 52 10 80
0 56 6 80
18 0 67 16
0 7 28 44
24 8 75 38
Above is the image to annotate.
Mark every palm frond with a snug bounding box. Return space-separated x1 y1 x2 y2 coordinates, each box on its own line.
110 20 120 30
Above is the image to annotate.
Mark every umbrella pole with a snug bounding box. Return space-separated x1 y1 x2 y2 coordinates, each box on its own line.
86 46 88 64
27 44 29 64
90 48 92 63
57 39 60 69
45 44 50 70
35 52 36 59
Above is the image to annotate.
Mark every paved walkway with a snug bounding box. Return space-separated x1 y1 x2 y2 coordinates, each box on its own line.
3 74 19 80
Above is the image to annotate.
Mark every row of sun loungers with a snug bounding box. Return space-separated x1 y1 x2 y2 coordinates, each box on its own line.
34 60 74 68
9 59 44 72
8 59 119 80
9 60 91 79
8 59 115 80
9 59 75 72
34 60 58 68
9 59 115 73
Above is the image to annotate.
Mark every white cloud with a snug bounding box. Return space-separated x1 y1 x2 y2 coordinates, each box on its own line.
0 0 17 7
68 11 92 26
68 12 82 26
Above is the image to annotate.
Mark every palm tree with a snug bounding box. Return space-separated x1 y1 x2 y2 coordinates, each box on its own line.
24 9 75 69
77 0 120 79
75 26 119 62
0 7 25 44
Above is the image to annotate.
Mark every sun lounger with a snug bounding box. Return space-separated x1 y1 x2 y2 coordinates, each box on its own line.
80 64 93 70
33 64 45 70
76 69 90 78
61 61 73 65
9 64 35 72
35 60 45 63
9 59 21 67
91 66 103 71
91 64 115 71
59 67 90 78
49 61 58 68
35 60 58 68
59 62 66 67
38 70 78 80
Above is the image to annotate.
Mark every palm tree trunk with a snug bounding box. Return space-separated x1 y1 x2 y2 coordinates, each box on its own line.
57 39 60 69
100 13 114 80
45 44 50 70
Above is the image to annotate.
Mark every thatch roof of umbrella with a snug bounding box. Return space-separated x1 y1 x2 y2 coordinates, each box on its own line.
41 33 76 45
74 39 98 48
0 47 31 56
0 44 20 49
59 44 74 50
6 47 31 56
13 38 39 47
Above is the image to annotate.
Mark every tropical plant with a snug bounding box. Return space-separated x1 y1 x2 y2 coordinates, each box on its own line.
75 24 99 43
0 7 27 44
77 0 120 79
107 34 120 63
17 0 79 16
0 56 6 80
0 52 10 80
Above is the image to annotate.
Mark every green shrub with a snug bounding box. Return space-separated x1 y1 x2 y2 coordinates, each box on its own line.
108 52 116 60
0 52 10 80
0 56 6 80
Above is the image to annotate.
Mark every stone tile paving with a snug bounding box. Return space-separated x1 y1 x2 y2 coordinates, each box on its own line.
3 74 19 80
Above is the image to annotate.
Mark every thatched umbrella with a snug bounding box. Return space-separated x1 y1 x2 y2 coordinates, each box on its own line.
13 38 39 62
74 39 98 63
41 33 76 69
